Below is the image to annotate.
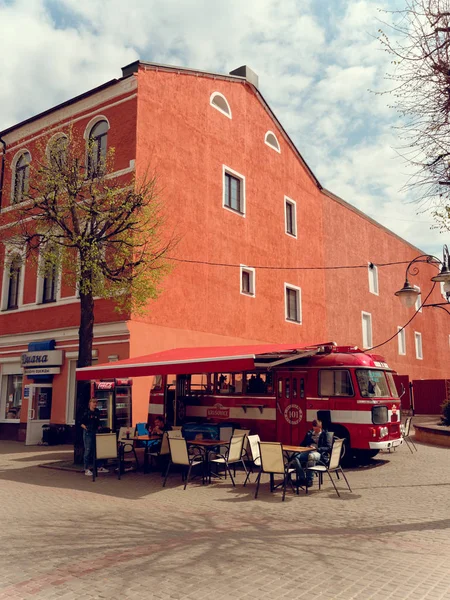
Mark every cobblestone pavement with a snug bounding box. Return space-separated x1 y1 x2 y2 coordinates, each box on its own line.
0 439 449 600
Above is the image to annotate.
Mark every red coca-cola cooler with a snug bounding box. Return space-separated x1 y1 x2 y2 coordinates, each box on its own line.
92 379 132 431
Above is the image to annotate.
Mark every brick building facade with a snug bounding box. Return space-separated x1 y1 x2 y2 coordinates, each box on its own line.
0 61 448 442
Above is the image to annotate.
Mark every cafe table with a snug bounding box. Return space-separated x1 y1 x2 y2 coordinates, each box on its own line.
187 439 231 483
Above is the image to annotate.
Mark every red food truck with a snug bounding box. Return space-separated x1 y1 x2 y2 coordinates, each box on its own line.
146 342 403 460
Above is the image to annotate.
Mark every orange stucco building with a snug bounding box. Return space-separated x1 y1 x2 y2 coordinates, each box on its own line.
0 61 448 443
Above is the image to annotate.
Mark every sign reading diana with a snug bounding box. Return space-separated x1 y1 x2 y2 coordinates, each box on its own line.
21 350 63 368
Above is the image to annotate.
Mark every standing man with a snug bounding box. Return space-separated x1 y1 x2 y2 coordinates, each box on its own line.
81 398 109 476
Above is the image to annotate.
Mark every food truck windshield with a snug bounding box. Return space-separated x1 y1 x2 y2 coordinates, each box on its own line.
356 369 399 398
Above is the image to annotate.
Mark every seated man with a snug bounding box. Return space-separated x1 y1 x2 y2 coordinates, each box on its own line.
146 417 171 449
289 419 332 487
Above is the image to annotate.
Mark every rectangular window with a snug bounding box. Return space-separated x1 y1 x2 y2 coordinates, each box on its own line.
285 197 297 237
1 251 24 311
356 369 390 398
368 263 378 295
285 284 301 324
223 167 245 215
240 265 255 296
362 311 372 349
415 332 423 359
319 370 354 396
397 327 406 355
42 263 57 303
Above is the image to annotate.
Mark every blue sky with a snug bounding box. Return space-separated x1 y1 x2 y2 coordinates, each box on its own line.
0 0 445 257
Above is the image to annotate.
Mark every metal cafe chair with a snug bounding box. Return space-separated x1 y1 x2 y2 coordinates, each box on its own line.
147 431 170 471
209 435 248 486
117 426 139 471
307 438 352 498
167 429 183 438
233 428 251 461
243 434 261 486
163 437 204 489
402 416 418 453
93 433 121 481
254 441 297 501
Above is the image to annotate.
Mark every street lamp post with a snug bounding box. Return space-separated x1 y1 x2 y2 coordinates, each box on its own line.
395 244 450 312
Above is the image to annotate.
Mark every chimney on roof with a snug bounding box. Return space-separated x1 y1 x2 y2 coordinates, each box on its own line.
229 65 258 89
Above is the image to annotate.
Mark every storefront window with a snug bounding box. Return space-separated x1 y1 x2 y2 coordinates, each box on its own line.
4 374 23 419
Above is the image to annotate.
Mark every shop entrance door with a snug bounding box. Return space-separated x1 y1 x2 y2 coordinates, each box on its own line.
276 371 308 445
25 384 53 445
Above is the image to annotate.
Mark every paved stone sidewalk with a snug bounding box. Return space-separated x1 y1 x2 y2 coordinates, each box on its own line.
0 440 449 600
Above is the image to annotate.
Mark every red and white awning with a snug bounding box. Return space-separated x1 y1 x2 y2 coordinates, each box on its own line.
75 342 331 380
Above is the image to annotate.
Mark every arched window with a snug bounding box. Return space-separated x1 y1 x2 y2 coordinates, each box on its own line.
264 131 280 153
7 255 22 309
13 151 31 204
87 120 108 177
47 134 68 168
210 92 232 118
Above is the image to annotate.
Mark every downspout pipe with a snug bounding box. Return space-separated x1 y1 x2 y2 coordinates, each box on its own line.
0 136 6 211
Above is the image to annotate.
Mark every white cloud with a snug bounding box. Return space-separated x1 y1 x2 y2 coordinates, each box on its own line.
0 0 445 255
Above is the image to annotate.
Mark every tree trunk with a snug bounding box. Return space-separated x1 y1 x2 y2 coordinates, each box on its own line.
73 289 95 464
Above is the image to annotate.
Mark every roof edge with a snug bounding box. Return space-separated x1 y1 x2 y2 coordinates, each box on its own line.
322 187 426 255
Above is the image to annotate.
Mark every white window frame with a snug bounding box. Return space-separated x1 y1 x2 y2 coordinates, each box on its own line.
284 197 297 238
284 283 302 324
210 92 232 119
414 286 422 312
222 165 246 217
368 263 379 295
1 244 26 311
361 311 373 349
240 265 255 297
415 332 423 360
397 327 406 355
264 130 281 153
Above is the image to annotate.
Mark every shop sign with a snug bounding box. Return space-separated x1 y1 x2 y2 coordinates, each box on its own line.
21 350 63 367
284 404 303 425
206 403 230 419
25 367 61 375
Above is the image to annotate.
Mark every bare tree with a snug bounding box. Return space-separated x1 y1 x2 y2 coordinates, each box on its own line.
378 0 450 211
7 131 174 461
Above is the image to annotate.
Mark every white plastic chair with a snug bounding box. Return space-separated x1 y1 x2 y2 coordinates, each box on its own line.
209 435 248 486
255 442 297 501
243 434 261 486
163 437 204 489
307 438 352 497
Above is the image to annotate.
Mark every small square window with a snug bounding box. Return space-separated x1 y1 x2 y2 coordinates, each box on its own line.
240 266 255 296
368 263 378 295
415 332 423 360
285 284 301 324
223 167 245 215
285 197 297 237
362 311 372 349
398 327 406 355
